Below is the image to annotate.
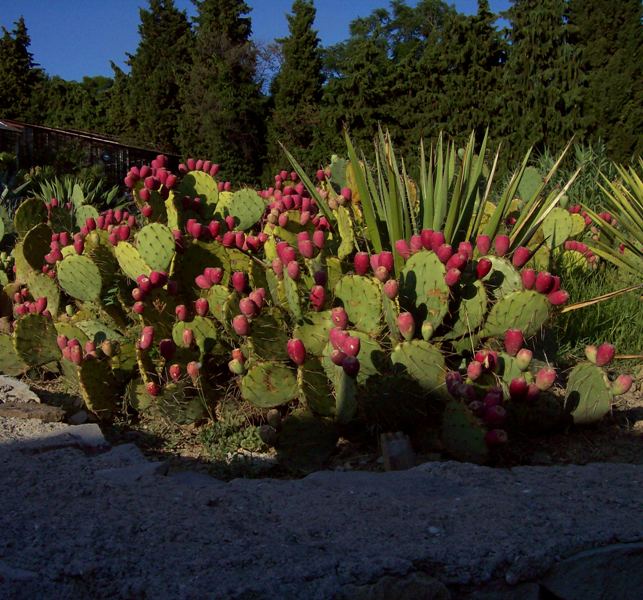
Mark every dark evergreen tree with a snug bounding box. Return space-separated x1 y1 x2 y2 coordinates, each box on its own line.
104 63 137 141
568 0 643 160
0 17 42 120
264 0 324 177
178 0 266 183
500 0 582 158
127 0 192 152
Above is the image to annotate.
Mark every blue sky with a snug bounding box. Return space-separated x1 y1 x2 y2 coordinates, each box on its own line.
0 0 511 81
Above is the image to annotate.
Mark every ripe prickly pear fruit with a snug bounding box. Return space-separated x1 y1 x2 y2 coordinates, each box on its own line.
509 377 529 400
421 321 433 341
476 258 492 279
287 338 306 365
149 271 167 287
612 374 633 395
512 246 530 268
195 274 211 290
286 261 300 280
187 361 200 380
535 271 554 294
444 268 461 287
169 364 181 382
342 336 361 357
430 231 445 253
436 244 453 264
141 203 153 218
331 307 349 329
182 328 194 347
383 279 399 300
231 271 247 294
394 239 411 260
445 371 463 396
329 327 349 351
298 238 314 259
313 270 327 287
272 258 284 279
484 404 507 427
547 290 569 306
374 266 389 282
249 289 266 309
194 298 209 317
485 429 508 446
228 359 245 375
521 268 536 290
379 251 394 272
312 229 325 249
137 275 152 294
232 314 250 336
239 297 259 318
483 388 503 407
34 297 47 314
515 348 533 371
353 252 370 275
504 329 524 356
458 241 473 260
70 345 83 365
475 350 498 372
397 312 415 341
535 366 556 391
467 360 483 381
309 285 326 311
550 275 561 293
330 348 347 366
446 252 467 271
420 229 433 250
595 343 615 367
73 238 84 255
139 329 154 350
56 334 68 351
476 235 491 256
159 339 176 360
494 235 510 256
175 305 188 321
231 348 245 363
410 235 424 254
342 355 360 377
132 301 145 314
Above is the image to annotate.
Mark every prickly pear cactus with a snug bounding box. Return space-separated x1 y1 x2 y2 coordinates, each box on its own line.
334 275 382 335
57 255 102 302
390 340 447 395
293 311 333 356
172 316 219 354
240 361 299 408
335 205 355 259
13 313 61 367
26 271 61 317
440 400 488 463
440 280 487 341
481 256 522 300
517 166 543 202
215 188 265 231
176 170 219 207
321 331 384 386
481 290 549 338
298 357 334 416
114 242 151 281
14 198 46 237
22 223 52 270
0 334 26 375
75 205 99 229
542 207 573 249
247 310 289 361
564 362 612 425
135 223 175 272
78 358 120 419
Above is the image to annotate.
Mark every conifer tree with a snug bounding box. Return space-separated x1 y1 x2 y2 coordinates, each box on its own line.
178 0 266 183
127 0 192 152
265 0 324 176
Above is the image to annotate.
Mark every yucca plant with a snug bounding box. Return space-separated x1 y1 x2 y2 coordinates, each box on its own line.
33 173 121 211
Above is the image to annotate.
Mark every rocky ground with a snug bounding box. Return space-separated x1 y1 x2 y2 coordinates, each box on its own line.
0 394 642 599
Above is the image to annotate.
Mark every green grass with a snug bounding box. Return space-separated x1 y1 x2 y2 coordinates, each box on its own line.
552 262 642 370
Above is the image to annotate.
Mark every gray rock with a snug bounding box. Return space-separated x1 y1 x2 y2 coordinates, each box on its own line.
541 542 643 600
67 410 88 425
95 461 169 485
340 572 451 599
0 560 39 581
0 401 64 422
381 431 416 471
18 422 109 454
0 376 40 404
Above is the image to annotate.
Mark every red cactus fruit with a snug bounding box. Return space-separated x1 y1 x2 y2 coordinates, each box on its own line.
330 348 347 366
298 239 314 259
509 377 529 400
494 235 510 256
547 290 569 306
504 329 524 356
187 361 200 380
512 246 531 268
132 301 145 315
309 285 326 311
149 271 167 287
73 239 84 255
182 328 195 347
287 338 307 366
430 231 445 253
410 235 424 254
239 297 259 318
444 268 461 287
34 297 47 314
595 343 615 367
331 307 349 329
483 388 503 407
342 355 360 377
612 374 633 396
535 366 556 391
159 339 176 360
175 304 188 322
484 405 507 427
550 275 561 293
312 229 325 249
420 229 433 250
535 271 554 294
232 314 250 336
521 268 536 289
458 241 473 260
436 244 453 264
383 279 399 300
467 360 483 381
146 381 160 397
342 336 361 357
476 235 491 256
446 252 467 271
195 274 211 290
515 348 533 371
476 258 492 279
374 266 389 282
168 364 181 382
395 239 411 260
475 350 498 372
231 271 247 294
446 371 463 396
194 298 209 317
397 312 416 341
141 203 153 218
329 328 349 351
353 252 370 275
377 251 393 272
56 335 68 351
485 429 508 446
137 275 152 294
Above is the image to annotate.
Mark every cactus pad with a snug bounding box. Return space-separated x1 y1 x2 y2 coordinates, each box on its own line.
334 366 358 424
481 256 522 299
215 188 265 230
298 357 335 416
240 361 299 408
75 319 123 344
569 213 586 237
177 171 219 209
322 331 385 385
390 340 447 395
57 255 102 302
26 271 60 317
0 334 26 375
13 313 61 367
564 362 613 425
335 205 355 259
481 290 550 338
282 273 302 320
74 205 99 229
247 309 289 361
440 400 488 463
54 321 89 345
334 274 382 335
22 223 52 270
542 207 573 249
172 316 219 354
115 242 151 281
293 310 333 356
78 358 119 419
441 280 487 340
517 166 543 202
14 198 47 237
135 223 175 272
157 380 209 424
207 285 232 323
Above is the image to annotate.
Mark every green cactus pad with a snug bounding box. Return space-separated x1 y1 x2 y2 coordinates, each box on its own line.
399 251 449 330
383 295 401 344
177 171 219 210
298 357 335 417
0 270 8 286
542 207 573 249
481 256 523 300
497 352 529 388
78 358 119 419
114 242 151 281
247 309 289 361
26 271 60 317
54 321 89 345
481 290 550 338
215 188 265 231
276 408 338 474
334 274 382 335
441 280 487 340
293 310 333 356
111 340 138 377
282 273 302 320
334 365 358 424
321 331 385 386
330 156 349 190
127 379 154 413
390 340 447 396
517 166 543 202
165 193 180 231
569 213 586 237
207 285 232 323
240 361 299 408
440 400 488 463
335 205 355 259
14 198 47 237
22 223 52 271
136 223 175 272
74 205 99 229
265 210 313 245
0 334 26 375
13 313 61 367
155 379 209 424
57 255 102 302
172 316 219 354
75 319 123 344
558 249 592 272
176 241 230 298
564 362 613 425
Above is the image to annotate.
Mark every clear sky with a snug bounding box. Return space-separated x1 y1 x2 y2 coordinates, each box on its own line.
0 0 511 82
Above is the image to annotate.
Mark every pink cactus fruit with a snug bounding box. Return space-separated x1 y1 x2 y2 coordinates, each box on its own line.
329 328 349 351
286 261 300 280
444 268 461 287
547 290 569 306
175 304 188 321
232 315 250 336
187 361 200 381
394 239 411 260
445 371 463 396
485 429 508 446
331 307 349 329
379 252 394 272
195 274 211 290
430 231 445 253
512 246 531 268
194 298 209 317
239 297 259 318
182 328 195 347
330 348 347 366
420 229 433 250
231 271 247 294
494 235 510 256
535 272 554 294
509 377 529 400
611 374 633 396
467 360 483 381
446 252 467 271
595 343 615 367
397 312 415 341
341 335 361 357
521 268 537 290
476 258 492 279
286 338 306 366
504 329 524 356
353 252 370 275
436 244 453 264
309 285 326 311
535 366 556 391
383 279 399 300
342 355 360 377
169 364 181 382
476 235 491 256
